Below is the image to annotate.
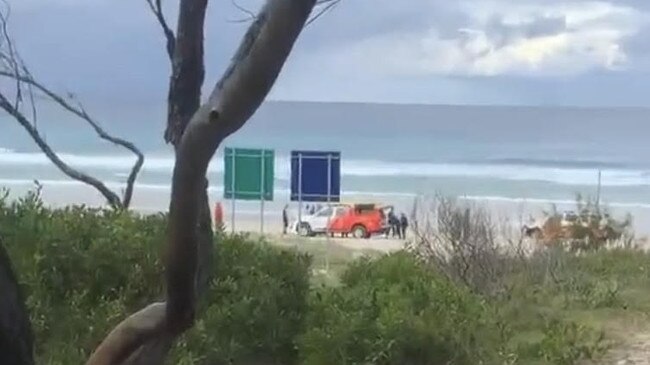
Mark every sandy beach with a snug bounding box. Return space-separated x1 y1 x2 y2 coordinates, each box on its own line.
5 180 650 247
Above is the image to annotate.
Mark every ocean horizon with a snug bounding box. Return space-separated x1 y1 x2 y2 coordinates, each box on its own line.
3 101 650 209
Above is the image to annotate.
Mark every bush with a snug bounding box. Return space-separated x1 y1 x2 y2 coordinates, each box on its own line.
0 191 311 365
2 190 646 364
172 234 312 365
408 195 528 297
300 252 500 365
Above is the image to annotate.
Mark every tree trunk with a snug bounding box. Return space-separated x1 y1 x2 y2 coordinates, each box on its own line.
0 239 34 365
164 0 213 304
87 1 316 363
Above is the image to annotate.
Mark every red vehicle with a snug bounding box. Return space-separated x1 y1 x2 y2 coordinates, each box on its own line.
328 203 392 238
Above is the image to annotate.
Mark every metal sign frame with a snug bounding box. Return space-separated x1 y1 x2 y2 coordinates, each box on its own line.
290 150 341 271
223 147 274 234
290 150 341 203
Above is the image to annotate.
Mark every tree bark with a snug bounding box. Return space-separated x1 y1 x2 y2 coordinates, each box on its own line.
166 0 317 330
86 1 317 363
164 0 213 305
0 238 34 365
147 0 213 302
164 0 208 146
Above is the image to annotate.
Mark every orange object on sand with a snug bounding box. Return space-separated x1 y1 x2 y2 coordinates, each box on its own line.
214 201 224 226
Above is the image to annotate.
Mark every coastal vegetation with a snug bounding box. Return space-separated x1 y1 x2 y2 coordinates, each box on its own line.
2 189 649 364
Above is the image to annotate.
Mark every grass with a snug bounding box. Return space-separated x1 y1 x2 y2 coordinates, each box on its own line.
267 235 385 286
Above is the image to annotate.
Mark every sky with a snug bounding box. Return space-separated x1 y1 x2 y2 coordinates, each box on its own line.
8 0 650 107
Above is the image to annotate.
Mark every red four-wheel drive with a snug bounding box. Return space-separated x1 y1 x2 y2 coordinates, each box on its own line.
328 203 392 238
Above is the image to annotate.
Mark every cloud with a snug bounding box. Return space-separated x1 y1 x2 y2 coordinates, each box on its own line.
6 0 650 106
316 0 650 77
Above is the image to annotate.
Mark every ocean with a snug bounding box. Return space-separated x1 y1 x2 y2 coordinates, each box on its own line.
2 101 650 212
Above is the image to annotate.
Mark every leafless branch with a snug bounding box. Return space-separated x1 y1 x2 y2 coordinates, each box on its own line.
0 8 143 210
0 93 124 209
307 0 341 26
408 195 520 297
0 71 145 208
0 5 21 110
145 0 175 60
229 0 257 23
163 0 208 145
86 0 317 363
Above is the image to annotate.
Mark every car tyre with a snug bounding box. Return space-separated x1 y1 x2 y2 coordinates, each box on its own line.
352 225 368 239
298 222 312 237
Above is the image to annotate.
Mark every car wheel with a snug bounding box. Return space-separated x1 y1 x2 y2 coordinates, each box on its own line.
298 222 312 237
351 225 367 239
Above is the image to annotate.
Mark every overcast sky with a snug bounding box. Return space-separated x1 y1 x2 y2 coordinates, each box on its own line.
9 0 650 107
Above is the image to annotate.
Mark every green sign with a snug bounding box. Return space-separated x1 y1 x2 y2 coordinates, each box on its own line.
224 147 274 201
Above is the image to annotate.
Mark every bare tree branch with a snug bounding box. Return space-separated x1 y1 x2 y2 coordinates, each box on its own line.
307 0 341 26
86 0 317 363
0 71 145 208
145 0 175 60
164 0 208 145
0 6 22 110
0 93 124 209
0 7 144 210
229 0 257 23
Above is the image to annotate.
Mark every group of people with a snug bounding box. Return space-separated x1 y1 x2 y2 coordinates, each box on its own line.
280 203 410 239
386 209 409 239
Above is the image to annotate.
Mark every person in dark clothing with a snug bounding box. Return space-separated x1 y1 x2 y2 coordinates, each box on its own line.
399 213 409 239
388 210 400 238
282 205 289 235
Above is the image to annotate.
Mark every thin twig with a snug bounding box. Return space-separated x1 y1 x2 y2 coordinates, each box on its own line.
307 0 340 26
0 5 22 110
232 0 256 19
145 0 175 60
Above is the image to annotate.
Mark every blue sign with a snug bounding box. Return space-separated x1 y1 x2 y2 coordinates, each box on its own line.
290 150 341 202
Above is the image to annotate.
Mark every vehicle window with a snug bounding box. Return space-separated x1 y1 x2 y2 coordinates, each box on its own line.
317 207 332 217
335 207 346 216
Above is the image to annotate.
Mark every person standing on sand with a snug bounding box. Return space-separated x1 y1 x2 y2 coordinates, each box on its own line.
400 213 409 239
282 204 289 235
388 209 399 238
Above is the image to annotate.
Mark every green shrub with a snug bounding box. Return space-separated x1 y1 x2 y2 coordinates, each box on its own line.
300 252 499 365
171 234 312 365
538 319 606 364
0 192 311 365
2 190 646 364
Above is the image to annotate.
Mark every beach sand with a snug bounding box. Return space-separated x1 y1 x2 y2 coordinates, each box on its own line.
4 181 650 250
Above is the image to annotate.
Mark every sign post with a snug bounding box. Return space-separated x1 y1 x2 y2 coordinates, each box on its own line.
298 153 303 231
325 153 333 271
290 151 341 203
290 150 341 271
224 147 274 235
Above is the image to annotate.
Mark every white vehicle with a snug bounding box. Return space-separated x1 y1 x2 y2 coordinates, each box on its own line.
290 204 346 236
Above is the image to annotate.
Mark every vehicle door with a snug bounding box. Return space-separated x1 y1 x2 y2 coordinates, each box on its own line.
328 206 348 232
308 206 333 233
